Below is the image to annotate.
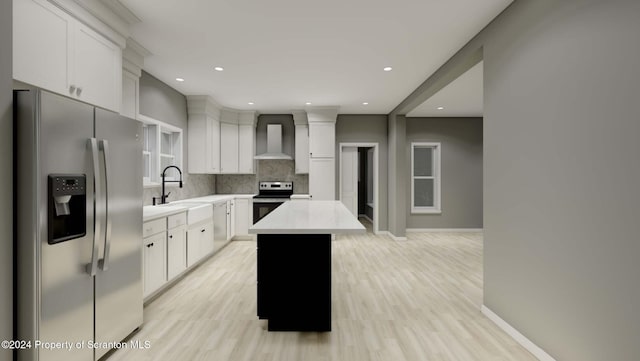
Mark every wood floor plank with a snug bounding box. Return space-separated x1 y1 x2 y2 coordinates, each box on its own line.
107 220 536 361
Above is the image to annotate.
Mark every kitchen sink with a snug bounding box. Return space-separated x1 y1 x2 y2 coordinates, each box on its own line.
166 201 213 225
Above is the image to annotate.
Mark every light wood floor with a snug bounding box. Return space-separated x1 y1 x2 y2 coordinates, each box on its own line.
107 220 536 361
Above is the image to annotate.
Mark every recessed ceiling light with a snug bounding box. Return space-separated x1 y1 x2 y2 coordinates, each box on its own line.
305 102 312 105
437 106 444 110
248 102 254 105
362 102 369 105
214 66 224 72
383 66 393 72
175 77 184 82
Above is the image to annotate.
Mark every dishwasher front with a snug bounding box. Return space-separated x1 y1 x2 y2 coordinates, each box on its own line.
213 202 228 251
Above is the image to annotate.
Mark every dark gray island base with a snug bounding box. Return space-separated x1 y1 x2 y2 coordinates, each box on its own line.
257 234 331 332
249 201 366 332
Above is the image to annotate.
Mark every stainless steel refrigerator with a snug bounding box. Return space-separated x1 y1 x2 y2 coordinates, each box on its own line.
14 89 143 361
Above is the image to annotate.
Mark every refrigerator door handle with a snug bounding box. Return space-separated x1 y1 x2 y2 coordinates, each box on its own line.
98 139 112 271
86 138 101 276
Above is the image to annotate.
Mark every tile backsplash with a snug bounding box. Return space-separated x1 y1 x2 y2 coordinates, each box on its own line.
143 174 216 205
216 160 308 194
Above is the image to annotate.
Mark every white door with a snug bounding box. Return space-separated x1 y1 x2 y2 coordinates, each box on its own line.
341 147 358 216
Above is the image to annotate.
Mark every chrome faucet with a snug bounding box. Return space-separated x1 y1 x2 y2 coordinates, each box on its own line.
153 165 183 205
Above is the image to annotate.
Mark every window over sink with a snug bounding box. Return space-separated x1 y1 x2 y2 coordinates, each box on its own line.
139 114 183 187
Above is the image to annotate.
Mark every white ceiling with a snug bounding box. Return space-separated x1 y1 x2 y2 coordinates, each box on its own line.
406 61 483 117
120 0 511 114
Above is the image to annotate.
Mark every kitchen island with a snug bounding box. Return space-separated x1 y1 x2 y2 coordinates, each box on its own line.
249 200 365 332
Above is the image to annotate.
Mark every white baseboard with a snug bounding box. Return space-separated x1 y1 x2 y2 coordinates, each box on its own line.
481 305 555 361
406 228 483 233
378 231 407 241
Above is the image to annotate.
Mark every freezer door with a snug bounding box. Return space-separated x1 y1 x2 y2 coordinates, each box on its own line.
15 90 95 361
94 109 143 359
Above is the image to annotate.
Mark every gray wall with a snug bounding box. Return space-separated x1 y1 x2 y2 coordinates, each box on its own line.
406 117 482 229
387 114 407 237
481 0 640 360
335 114 388 232
139 71 215 205
1 1 11 360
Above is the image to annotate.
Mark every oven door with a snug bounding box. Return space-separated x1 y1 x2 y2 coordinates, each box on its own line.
253 201 285 224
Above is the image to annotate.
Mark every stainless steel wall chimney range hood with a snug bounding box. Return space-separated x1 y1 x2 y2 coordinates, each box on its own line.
254 124 293 160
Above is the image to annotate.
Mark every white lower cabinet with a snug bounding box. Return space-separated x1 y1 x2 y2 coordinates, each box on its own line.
187 221 214 267
167 225 187 281
234 198 251 238
143 232 166 298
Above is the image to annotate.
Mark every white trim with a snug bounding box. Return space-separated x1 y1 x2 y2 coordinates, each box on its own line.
411 142 441 214
338 143 380 234
481 305 556 361
379 231 407 241
406 228 483 233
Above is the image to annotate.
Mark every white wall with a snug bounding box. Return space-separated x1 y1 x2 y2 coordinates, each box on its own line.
1 1 12 360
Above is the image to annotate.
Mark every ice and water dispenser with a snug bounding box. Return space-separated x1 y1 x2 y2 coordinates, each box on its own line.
48 174 86 244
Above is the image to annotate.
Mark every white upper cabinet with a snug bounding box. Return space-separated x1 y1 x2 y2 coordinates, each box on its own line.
220 122 239 173
13 0 123 112
295 125 309 174
13 0 71 97
187 96 221 174
73 22 122 111
238 124 256 173
121 71 138 119
188 97 256 174
309 122 335 158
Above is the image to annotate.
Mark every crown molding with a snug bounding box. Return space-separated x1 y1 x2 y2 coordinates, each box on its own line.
98 0 141 25
122 38 151 76
306 106 339 124
48 0 129 46
186 95 222 119
291 110 308 125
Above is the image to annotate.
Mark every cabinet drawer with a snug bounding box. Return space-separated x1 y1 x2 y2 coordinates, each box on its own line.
167 212 187 229
143 218 166 238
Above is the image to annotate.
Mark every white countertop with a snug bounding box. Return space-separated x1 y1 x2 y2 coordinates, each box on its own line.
249 200 366 234
143 193 256 222
143 204 188 222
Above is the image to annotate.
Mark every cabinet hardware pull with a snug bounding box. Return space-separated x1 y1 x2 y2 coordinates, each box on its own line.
201 229 205 232
69 85 76 94
169 235 173 238
76 87 83 96
147 243 154 248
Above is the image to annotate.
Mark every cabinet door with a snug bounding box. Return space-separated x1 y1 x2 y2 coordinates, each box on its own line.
238 125 255 173
228 200 235 240
167 226 187 280
143 233 166 298
121 70 138 119
73 22 122 112
186 228 203 267
220 123 239 173
201 222 214 255
309 123 335 158
208 117 221 173
234 198 250 237
295 125 309 174
309 158 335 200
13 0 72 96
188 114 207 173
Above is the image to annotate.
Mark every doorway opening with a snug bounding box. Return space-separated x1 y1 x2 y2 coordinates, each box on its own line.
339 143 379 234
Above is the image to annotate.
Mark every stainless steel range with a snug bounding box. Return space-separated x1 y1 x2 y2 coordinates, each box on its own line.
253 181 293 224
